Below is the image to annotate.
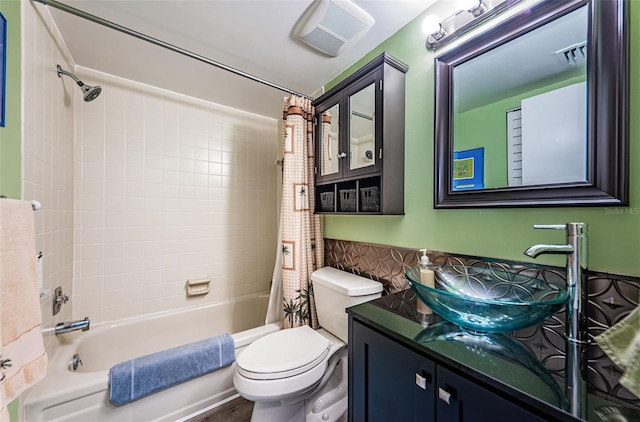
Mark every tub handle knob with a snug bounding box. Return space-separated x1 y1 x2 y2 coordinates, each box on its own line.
53 286 69 316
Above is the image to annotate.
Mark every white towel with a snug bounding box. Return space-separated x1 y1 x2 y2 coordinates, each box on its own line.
0 199 48 421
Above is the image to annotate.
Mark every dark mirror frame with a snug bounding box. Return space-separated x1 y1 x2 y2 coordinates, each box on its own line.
434 0 629 208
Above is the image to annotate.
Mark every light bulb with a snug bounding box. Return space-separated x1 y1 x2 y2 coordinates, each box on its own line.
461 0 487 17
421 15 442 36
460 0 482 12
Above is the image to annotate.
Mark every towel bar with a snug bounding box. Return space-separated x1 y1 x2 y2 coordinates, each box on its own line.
0 196 41 211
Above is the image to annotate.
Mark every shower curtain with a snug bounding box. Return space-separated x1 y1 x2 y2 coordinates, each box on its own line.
271 95 323 329
265 212 283 325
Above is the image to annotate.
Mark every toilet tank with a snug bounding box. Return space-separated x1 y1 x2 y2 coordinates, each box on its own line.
311 267 383 343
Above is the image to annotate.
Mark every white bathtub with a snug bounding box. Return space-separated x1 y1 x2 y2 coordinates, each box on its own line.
24 293 280 422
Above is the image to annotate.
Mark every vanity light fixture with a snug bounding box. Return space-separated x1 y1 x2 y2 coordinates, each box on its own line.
424 0 524 52
462 0 488 18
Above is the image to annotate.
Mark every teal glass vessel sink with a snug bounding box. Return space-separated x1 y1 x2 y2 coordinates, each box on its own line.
405 265 569 333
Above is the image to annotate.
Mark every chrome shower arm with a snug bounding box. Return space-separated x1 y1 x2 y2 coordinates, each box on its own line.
56 64 102 102
56 64 83 86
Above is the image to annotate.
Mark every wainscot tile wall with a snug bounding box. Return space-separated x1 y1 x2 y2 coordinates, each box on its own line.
22 0 280 360
324 238 640 409
23 0 76 359
72 68 279 324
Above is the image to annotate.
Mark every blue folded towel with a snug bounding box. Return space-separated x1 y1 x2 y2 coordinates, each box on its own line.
108 333 235 406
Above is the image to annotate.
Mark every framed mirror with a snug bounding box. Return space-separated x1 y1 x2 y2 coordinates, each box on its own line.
434 0 629 208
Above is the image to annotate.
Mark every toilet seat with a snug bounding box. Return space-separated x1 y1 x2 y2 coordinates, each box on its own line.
236 325 331 381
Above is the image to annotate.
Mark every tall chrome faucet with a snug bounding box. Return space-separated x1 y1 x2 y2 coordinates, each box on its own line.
524 223 588 419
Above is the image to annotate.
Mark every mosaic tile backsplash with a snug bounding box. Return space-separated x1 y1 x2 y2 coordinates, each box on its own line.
324 238 640 409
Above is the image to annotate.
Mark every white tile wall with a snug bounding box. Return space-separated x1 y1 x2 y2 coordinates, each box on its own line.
72 68 279 324
22 0 279 358
22 0 76 359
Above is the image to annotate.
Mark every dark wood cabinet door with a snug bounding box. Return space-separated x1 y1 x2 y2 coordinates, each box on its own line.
435 366 545 422
350 321 435 422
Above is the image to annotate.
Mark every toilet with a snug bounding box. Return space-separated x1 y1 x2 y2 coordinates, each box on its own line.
233 266 383 422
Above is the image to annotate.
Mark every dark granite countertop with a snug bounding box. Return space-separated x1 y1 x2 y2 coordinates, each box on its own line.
347 290 640 422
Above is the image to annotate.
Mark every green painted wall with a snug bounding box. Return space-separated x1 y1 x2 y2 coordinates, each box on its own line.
454 75 587 189
0 0 21 200
324 2 640 277
0 1 20 419
454 105 506 189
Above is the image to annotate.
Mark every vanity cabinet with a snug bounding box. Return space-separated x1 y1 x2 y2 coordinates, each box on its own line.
350 318 435 422
313 53 407 214
349 319 548 422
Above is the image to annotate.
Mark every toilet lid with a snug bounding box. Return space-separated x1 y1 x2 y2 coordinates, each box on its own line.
236 325 331 380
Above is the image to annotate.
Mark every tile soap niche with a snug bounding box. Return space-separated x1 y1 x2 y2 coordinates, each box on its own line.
186 278 211 297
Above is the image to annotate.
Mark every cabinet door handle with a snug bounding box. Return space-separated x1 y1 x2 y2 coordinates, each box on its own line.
438 387 453 405
337 152 347 159
415 373 427 389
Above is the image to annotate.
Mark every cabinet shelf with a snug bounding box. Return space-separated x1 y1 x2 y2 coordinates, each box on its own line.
316 177 383 214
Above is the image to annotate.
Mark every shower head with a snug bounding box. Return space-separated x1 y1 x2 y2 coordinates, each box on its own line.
80 84 102 102
56 65 102 102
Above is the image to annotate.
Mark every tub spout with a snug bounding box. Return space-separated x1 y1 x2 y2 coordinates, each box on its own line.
55 317 90 335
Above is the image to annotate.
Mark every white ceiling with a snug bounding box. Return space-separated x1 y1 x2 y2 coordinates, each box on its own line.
45 0 437 120
454 4 587 113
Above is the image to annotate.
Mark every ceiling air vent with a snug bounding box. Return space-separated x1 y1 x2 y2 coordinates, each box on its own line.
294 0 375 57
553 41 587 67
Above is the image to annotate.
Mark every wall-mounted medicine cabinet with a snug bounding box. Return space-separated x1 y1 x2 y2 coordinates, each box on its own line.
313 53 408 215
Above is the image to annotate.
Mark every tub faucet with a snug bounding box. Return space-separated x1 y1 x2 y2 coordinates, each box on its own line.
524 223 587 419
55 317 90 335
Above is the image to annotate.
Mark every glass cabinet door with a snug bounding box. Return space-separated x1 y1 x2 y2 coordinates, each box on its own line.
349 82 376 171
319 102 340 177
